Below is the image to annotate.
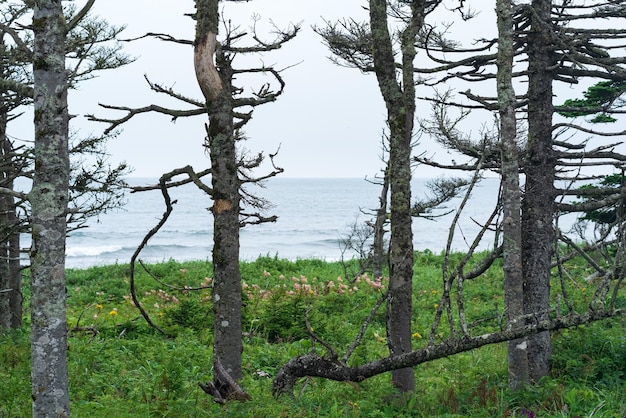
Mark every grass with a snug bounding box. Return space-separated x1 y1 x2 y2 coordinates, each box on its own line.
1 252 625 417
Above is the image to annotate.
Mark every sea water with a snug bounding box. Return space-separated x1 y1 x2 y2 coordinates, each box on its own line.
50 177 580 268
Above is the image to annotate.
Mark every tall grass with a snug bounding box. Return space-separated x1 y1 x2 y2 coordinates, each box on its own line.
1 252 625 417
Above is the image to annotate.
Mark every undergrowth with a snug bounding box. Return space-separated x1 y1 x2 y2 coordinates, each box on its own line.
1 252 625 417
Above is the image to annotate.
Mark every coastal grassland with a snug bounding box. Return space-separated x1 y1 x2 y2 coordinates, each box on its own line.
1 252 625 417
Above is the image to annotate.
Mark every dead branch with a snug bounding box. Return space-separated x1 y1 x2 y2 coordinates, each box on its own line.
86 104 205 135
272 307 625 397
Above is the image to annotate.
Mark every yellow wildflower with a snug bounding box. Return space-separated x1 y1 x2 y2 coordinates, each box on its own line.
95 304 103 310
412 332 422 339
108 309 118 316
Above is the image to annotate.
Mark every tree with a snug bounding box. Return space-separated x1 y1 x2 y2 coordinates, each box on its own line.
30 0 70 415
521 0 556 383
368 0 421 391
315 0 446 392
496 0 527 389
0 1 131 329
88 0 298 401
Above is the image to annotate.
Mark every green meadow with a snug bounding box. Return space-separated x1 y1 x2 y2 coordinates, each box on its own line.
1 252 625 417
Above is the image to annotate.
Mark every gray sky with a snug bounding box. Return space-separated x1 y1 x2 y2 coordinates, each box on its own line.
68 0 389 178
14 1 615 180
63 0 489 179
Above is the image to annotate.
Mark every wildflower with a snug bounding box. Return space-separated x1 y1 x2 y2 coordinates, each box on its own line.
108 309 118 316
263 270 271 278
582 287 587 293
431 289 438 295
434 303 439 309
95 304 103 310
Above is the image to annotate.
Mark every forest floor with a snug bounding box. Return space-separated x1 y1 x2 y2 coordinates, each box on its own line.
1 252 625 417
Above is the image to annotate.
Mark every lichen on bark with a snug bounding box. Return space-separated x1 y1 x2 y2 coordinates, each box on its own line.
30 0 70 416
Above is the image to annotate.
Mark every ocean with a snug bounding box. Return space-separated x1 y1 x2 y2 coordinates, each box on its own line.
54 176 578 269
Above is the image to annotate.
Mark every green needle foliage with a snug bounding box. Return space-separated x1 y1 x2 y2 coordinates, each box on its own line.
556 80 626 123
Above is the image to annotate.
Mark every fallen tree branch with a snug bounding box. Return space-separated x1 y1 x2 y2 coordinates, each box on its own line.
272 307 625 397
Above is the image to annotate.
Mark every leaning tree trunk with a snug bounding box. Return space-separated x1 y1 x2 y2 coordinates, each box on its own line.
30 0 70 416
369 0 421 392
496 0 528 389
194 0 244 394
522 0 555 383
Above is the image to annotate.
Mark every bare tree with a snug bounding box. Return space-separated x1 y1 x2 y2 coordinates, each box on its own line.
315 0 446 392
88 0 299 401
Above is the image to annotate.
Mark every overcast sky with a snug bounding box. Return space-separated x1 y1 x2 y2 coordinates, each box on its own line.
11 1 613 180
61 0 481 179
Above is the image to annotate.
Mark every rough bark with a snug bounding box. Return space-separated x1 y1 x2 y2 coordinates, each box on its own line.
497 0 528 389
369 0 421 392
30 0 70 416
195 0 244 391
522 0 556 383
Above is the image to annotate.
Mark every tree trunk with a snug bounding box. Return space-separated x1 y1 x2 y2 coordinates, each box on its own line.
194 0 243 389
369 0 421 392
522 0 555 383
372 169 389 280
0 111 22 329
497 0 528 389
30 0 70 416
0 112 11 329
